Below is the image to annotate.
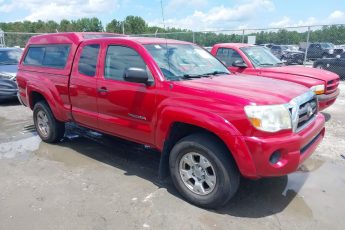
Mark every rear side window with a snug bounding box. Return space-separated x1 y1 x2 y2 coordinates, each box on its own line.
23 45 70 68
78 44 100 77
104 45 146 81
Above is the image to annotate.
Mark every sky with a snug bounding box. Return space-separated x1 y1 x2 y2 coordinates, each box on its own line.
0 0 345 31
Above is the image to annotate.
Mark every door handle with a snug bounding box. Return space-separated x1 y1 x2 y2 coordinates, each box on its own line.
97 87 108 93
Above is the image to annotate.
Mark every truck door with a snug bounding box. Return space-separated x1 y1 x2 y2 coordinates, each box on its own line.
216 48 258 75
215 48 250 74
96 43 156 145
307 44 315 59
69 43 101 129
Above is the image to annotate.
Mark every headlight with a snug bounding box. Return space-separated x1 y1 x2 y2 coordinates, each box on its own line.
0 72 16 80
328 49 334 54
244 104 292 132
310 84 325 95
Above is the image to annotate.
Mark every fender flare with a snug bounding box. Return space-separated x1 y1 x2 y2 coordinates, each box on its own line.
27 83 69 122
155 106 257 180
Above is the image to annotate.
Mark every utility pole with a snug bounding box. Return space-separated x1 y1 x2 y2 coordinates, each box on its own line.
303 26 311 65
0 29 5 47
122 21 125 35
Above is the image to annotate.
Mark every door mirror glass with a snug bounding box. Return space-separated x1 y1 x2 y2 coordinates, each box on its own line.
232 59 247 68
124 67 153 85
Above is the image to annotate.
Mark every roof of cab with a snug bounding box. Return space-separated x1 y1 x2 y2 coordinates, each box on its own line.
214 43 254 48
27 32 126 45
109 37 193 45
27 32 193 46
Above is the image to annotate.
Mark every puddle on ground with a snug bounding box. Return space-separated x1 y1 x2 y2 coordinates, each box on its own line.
34 138 108 168
0 135 41 160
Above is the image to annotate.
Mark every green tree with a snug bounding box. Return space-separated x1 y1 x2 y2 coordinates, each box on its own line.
106 19 122 33
123 16 147 34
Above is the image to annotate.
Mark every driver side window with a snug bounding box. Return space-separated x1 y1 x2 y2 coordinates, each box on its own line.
104 45 147 81
216 48 244 67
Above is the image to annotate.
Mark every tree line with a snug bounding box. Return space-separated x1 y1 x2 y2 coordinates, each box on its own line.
1 16 345 47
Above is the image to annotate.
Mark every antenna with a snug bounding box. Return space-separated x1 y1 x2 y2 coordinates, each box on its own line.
160 0 166 31
160 0 171 75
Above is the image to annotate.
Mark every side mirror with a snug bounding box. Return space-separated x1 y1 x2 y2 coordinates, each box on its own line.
232 60 247 68
336 55 341 59
124 67 153 86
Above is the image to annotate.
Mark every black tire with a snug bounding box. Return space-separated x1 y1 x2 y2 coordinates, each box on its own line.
315 64 325 69
33 101 65 143
169 133 240 209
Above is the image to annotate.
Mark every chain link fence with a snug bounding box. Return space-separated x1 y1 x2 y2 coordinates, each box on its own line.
1 24 345 80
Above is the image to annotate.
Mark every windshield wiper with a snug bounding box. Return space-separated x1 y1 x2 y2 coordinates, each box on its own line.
180 71 229 79
259 63 275 66
204 71 229 76
181 74 208 79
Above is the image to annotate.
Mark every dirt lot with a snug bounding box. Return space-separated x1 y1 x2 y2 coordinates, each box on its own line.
0 83 345 230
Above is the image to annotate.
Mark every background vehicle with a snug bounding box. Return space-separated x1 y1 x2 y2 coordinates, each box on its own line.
258 43 275 49
17 33 325 208
313 53 345 80
0 48 23 101
305 42 343 60
211 43 340 110
270 45 305 65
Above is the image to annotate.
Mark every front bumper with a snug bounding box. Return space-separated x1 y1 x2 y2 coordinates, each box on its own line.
242 113 325 178
318 88 340 111
0 78 18 100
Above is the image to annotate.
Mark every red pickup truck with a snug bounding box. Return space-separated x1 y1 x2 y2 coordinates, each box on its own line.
211 43 340 111
17 33 325 208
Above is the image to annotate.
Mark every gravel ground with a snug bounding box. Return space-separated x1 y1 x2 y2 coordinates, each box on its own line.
0 83 344 230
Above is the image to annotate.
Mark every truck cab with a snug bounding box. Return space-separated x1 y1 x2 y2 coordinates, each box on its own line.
17 33 325 208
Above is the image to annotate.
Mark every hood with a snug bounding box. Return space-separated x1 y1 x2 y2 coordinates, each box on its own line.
259 65 339 85
0 64 18 77
174 75 309 105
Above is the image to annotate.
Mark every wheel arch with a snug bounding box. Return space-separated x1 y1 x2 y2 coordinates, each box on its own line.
156 107 257 180
27 85 68 122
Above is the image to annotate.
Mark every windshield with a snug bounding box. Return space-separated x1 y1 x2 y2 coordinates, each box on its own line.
144 44 229 80
0 49 23 65
287 45 299 51
241 46 282 67
280 45 289 51
321 43 335 49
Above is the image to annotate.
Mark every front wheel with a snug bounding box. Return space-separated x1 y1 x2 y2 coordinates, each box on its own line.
169 133 240 208
33 101 65 143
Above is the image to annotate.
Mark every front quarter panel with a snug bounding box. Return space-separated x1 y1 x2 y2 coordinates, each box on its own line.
155 104 258 177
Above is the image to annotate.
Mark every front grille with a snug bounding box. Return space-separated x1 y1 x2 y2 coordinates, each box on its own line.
296 98 317 130
334 48 343 55
289 91 317 132
326 79 339 94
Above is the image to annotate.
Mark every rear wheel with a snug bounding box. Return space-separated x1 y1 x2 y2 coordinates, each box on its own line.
315 64 325 69
33 101 65 143
169 133 240 208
